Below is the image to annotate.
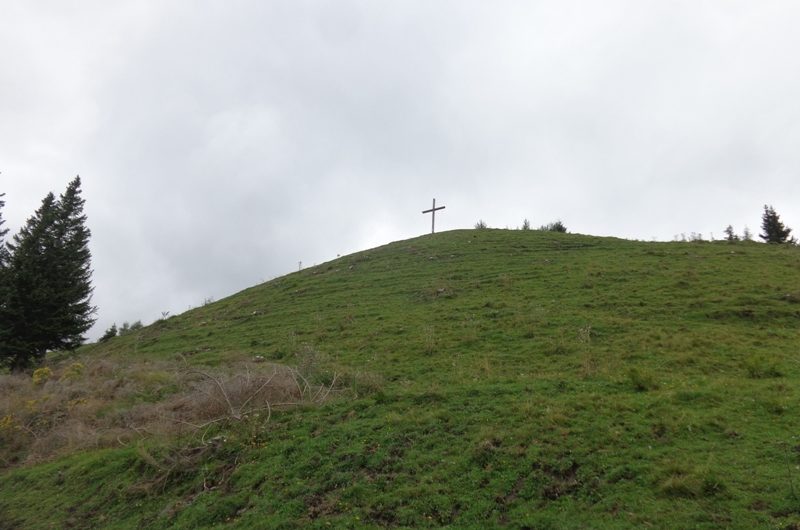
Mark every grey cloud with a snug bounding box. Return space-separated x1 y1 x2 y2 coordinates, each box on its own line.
2 1 800 338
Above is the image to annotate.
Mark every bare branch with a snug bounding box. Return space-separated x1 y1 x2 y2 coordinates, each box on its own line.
188 369 237 418
239 369 278 412
318 373 339 403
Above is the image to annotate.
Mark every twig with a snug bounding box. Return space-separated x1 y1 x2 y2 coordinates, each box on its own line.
318 373 339 403
19 423 40 439
189 369 237 418
201 425 214 445
239 369 278 411
311 383 326 402
290 369 305 398
128 424 151 438
293 369 313 398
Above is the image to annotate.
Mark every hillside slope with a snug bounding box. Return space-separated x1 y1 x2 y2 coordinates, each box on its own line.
2 229 800 528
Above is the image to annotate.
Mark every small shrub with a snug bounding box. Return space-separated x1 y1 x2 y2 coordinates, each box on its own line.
98 324 118 343
119 321 143 336
723 225 739 242
521 218 531 230
60 363 85 380
627 368 659 391
471 436 501 467
294 344 324 378
474 220 488 229
701 474 728 496
538 220 567 233
32 367 53 386
0 414 18 435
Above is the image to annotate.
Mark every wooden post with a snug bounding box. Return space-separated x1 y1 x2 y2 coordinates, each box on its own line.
422 198 446 234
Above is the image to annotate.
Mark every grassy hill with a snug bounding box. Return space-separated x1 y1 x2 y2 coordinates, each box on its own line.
2 229 800 528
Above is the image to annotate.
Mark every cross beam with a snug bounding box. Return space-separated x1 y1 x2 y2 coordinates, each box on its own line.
422 198 446 234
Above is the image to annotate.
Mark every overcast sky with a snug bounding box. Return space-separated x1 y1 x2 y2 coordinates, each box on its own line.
2 1 800 339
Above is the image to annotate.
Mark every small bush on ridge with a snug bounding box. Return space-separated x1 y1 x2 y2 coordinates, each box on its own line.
538 220 567 233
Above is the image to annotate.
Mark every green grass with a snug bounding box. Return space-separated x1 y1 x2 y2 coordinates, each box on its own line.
3 229 800 528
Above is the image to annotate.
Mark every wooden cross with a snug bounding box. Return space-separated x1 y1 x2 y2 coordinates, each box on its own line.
422 198 446 234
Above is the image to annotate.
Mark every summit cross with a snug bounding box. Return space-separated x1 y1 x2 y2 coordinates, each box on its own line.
422 198 446 234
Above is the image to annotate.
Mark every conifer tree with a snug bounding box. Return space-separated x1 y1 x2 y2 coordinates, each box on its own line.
2 193 61 369
0 193 10 358
0 192 8 264
723 225 739 242
1 177 96 370
52 176 96 348
759 205 794 244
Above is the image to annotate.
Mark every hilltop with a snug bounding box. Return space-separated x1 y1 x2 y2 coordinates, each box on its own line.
2 229 800 528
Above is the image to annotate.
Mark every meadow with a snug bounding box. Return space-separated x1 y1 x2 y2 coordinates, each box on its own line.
1 229 799 528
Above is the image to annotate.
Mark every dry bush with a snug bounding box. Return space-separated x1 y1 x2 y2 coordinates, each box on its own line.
0 355 344 468
157 364 339 430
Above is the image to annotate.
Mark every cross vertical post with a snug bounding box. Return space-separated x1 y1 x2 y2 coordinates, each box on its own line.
422 198 446 234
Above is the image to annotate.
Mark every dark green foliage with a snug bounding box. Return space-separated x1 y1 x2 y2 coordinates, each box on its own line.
0 177 96 370
0 193 9 362
724 224 739 242
0 192 8 265
119 320 143 336
99 324 118 343
474 220 488 229
44 177 96 351
627 367 659 391
521 218 531 230
1 192 60 369
760 205 794 244
539 220 568 232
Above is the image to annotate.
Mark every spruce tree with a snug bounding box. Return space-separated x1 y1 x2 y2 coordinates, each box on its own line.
0 192 8 264
723 225 739 242
0 193 10 360
1 177 96 370
52 176 96 349
2 193 61 369
759 205 794 244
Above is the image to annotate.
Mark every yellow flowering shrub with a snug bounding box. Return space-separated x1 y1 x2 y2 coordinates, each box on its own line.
0 414 17 432
61 362 85 380
32 367 53 386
